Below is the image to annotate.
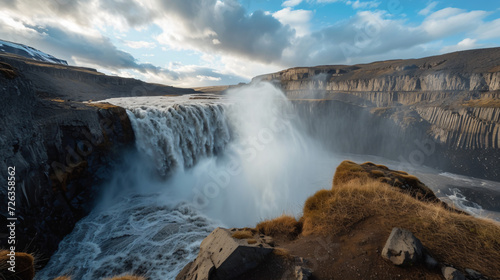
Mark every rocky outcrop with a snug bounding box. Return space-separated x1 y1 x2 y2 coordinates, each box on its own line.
381 228 424 266
258 48 500 180
177 228 274 280
442 267 466 280
381 228 478 280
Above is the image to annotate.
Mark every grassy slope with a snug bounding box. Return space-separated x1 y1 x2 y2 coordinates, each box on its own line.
255 161 500 279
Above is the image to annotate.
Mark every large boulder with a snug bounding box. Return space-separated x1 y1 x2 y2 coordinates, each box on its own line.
177 228 273 280
381 228 424 266
294 266 313 280
442 267 466 280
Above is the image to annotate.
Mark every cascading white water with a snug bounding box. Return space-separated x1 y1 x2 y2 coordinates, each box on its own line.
126 100 231 176
37 83 340 279
36 196 215 279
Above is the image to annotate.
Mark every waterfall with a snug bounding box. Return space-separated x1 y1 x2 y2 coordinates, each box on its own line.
126 101 231 176
37 83 340 279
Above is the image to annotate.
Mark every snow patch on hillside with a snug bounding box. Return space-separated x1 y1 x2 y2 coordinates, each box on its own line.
0 39 68 65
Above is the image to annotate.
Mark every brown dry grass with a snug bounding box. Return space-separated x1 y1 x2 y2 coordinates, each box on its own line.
301 178 500 278
272 248 292 259
256 215 302 239
465 98 500 108
247 239 257 244
256 160 500 278
334 161 441 204
0 61 17 79
0 68 17 79
332 160 368 186
87 102 120 109
369 170 385 178
53 276 72 280
0 250 35 280
232 230 254 239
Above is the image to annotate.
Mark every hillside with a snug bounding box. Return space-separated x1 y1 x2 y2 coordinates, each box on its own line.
178 161 500 280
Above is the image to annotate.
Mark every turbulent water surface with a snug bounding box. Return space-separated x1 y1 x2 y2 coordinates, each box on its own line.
37 83 500 279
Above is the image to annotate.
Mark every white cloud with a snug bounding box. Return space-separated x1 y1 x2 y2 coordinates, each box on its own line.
421 8 490 38
440 38 480 53
153 0 293 63
315 0 342 3
124 40 156 49
419 2 438 16
315 0 379 9
346 0 380 9
475 18 500 39
273 8 313 36
1 0 499 88
220 55 283 80
197 75 221 82
282 0 302 7
0 1 248 87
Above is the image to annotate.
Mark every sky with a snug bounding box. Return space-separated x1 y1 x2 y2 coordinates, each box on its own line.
0 0 499 87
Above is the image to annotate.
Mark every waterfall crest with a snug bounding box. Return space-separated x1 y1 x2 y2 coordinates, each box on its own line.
124 99 231 176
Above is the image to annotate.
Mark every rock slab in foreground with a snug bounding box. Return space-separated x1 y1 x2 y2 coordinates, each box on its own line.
442 266 466 280
381 227 423 266
176 227 273 280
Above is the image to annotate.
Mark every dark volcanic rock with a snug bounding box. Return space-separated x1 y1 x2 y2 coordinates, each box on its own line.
0 53 196 266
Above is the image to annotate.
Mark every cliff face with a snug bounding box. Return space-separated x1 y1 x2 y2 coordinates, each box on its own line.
0 53 196 264
259 71 500 92
255 48 500 92
255 48 500 180
0 70 133 263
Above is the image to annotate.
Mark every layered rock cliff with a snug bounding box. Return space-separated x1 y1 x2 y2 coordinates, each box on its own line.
254 48 500 180
0 53 196 264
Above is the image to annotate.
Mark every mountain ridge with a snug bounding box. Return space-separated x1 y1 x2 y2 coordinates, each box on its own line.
0 39 68 65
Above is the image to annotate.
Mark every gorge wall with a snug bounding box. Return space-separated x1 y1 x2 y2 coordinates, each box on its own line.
0 53 197 264
254 47 500 180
